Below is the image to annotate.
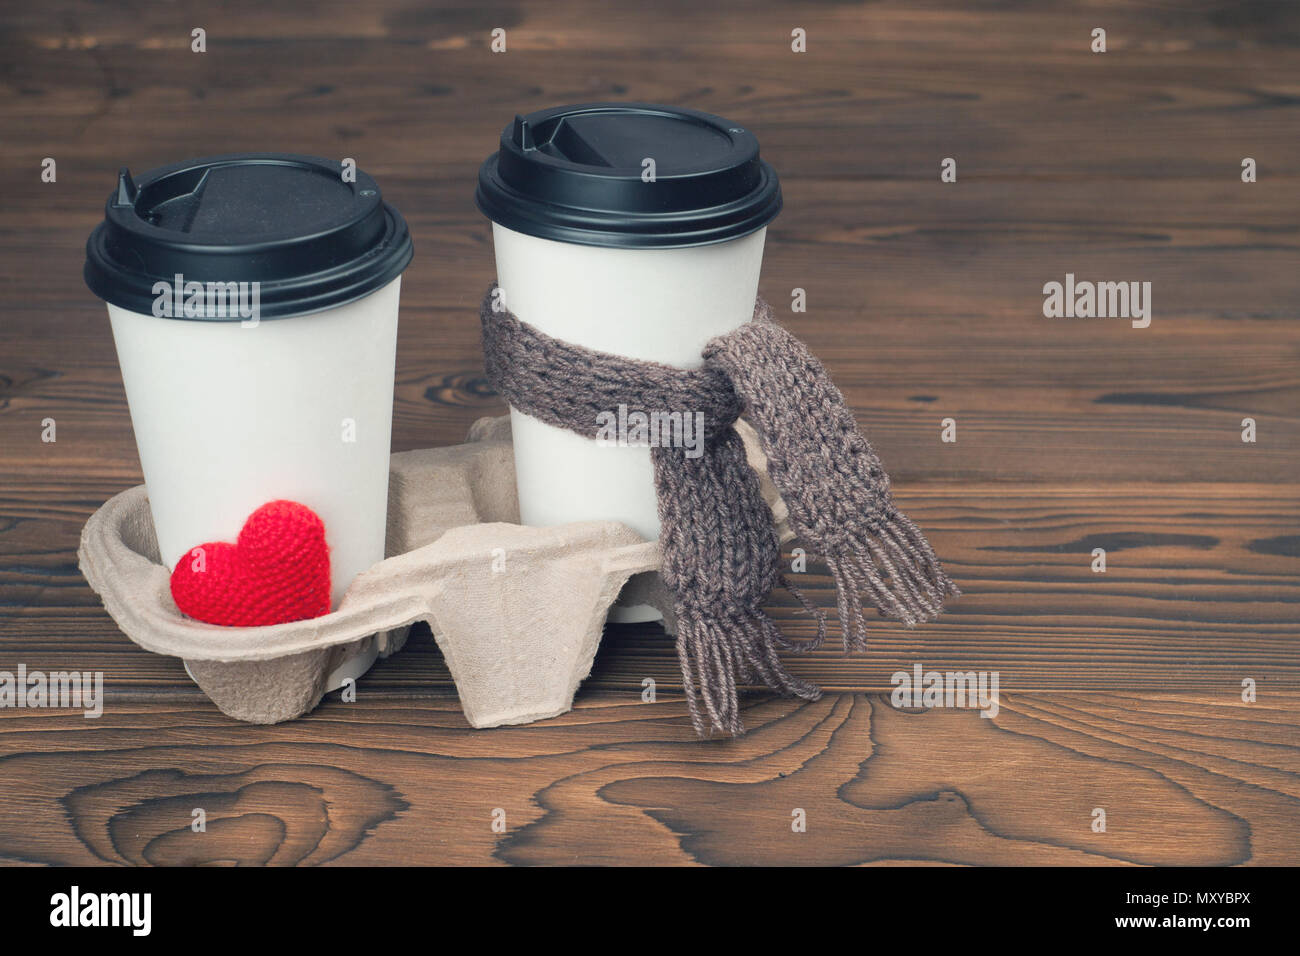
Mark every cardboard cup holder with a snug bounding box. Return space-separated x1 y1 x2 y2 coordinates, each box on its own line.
77 417 786 726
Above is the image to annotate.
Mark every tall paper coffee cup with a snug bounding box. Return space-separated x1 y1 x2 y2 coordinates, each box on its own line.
477 104 782 620
86 154 413 654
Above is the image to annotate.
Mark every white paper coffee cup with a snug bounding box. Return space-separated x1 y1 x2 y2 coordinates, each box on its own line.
477 103 782 621
86 154 413 624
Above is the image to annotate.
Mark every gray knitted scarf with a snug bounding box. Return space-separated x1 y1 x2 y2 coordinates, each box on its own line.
481 286 958 737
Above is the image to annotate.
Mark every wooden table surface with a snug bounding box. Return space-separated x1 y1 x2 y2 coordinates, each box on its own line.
0 0 1296 865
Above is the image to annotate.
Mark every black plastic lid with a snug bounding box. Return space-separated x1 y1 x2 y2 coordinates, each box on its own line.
85 153 413 320
476 102 781 249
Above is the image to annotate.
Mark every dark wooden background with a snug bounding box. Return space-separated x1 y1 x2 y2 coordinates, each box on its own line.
0 0 1296 865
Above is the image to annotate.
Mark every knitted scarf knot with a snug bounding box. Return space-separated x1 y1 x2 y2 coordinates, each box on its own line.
482 286 959 737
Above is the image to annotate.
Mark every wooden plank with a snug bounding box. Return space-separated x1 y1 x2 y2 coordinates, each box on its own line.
0 691 1293 866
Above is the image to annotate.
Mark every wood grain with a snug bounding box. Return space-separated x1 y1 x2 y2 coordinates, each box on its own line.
0 0 1297 865
0 691 1295 866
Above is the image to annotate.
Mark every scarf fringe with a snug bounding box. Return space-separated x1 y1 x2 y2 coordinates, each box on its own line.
675 605 823 737
773 573 829 652
821 508 960 648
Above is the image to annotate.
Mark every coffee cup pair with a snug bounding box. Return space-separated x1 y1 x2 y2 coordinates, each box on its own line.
85 103 781 661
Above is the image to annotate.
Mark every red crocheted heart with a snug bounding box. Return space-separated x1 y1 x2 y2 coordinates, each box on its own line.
169 500 331 627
